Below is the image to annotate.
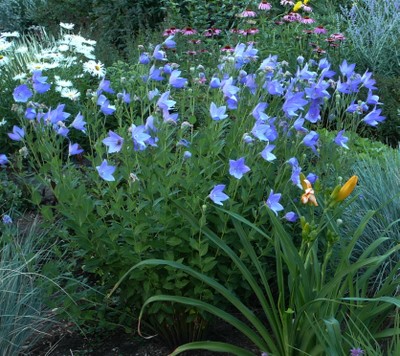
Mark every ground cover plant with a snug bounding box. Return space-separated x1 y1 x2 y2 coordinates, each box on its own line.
0 0 399 354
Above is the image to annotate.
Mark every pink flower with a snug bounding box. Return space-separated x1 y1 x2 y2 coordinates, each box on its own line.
246 28 260 35
203 28 221 37
240 9 257 17
301 16 315 24
258 1 272 10
163 27 180 36
221 45 235 52
314 26 327 34
302 5 313 12
330 33 346 41
283 12 302 22
181 27 197 35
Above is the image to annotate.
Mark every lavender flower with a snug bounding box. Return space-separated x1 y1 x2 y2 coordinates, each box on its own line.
131 124 151 151
13 84 33 103
350 348 364 356
169 70 187 89
261 144 276 162
102 131 124 153
284 212 298 222
334 130 349 149
71 112 86 132
229 157 250 179
303 131 319 154
0 154 9 165
210 102 228 121
69 142 84 156
266 190 284 216
8 125 25 141
96 159 116 181
283 92 308 117
209 184 229 205
157 91 176 111
2 214 12 224
362 108 385 126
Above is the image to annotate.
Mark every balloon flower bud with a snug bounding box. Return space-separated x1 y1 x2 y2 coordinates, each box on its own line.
336 175 358 201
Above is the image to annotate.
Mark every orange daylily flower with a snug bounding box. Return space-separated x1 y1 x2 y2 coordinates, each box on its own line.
336 175 358 201
301 179 318 206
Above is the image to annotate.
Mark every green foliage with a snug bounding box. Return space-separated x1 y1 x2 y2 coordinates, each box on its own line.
340 0 400 76
344 148 400 288
125 202 399 355
0 0 45 32
0 220 59 354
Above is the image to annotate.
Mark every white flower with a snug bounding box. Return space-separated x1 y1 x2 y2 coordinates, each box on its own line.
55 79 73 88
15 46 28 54
61 88 81 100
0 40 13 51
0 118 7 126
1 31 19 38
60 22 75 30
58 44 70 52
83 60 106 78
13 73 27 81
0 55 10 66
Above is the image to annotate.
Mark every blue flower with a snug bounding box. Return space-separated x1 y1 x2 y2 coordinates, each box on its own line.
283 92 308 118
209 184 229 206
210 102 228 121
98 78 115 94
229 157 250 179
306 173 318 184
362 108 385 126
209 76 221 89
157 91 175 111
152 44 167 61
339 59 356 77
139 52 150 64
96 159 116 181
71 112 86 132
0 154 9 165
163 35 176 49
2 214 12 224
266 190 284 216
149 65 164 81
169 70 187 89
102 131 124 153
32 70 51 94
260 144 276 162
131 124 151 151
252 102 268 121
287 157 302 187
183 151 192 159
334 130 349 149
69 142 84 156
13 84 33 103
25 107 36 120
284 212 298 222
117 90 131 104
350 348 364 356
8 125 25 141
97 94 115 115
302 131 319 154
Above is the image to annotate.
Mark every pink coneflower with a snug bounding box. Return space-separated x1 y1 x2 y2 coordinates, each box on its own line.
182 27 197 35
221 45 235 52
301 16 315 24
275 21 284 25
314 26 327 34
246 28 260 35
240 9 257 17
203 28 222 37
280 0 294 5
303 29 314 35
313 47 326 54
238 29 248 36
186 50 197 55
302 5 313 12
258 1 272 10
283 12 302 22
188 39 201 44
163 27 180 36
330 33 346 41
199 49 209 54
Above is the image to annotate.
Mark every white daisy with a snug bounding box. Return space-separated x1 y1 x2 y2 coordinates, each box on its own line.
0 55 10 66
15 46 29 54
13 73 27 81
58 44 70 52
0 40 13 51
83 60 106 78
0 31 20 38
60 22 75 30
61 88 81 100
55 79 73 87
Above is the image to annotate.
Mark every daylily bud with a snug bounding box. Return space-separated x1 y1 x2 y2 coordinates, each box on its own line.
336 175 358 201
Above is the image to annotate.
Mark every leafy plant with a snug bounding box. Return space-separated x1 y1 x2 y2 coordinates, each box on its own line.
0 218 59 354
120 196 400 355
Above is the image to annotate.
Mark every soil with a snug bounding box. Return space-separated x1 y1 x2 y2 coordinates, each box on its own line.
29 317 260 356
